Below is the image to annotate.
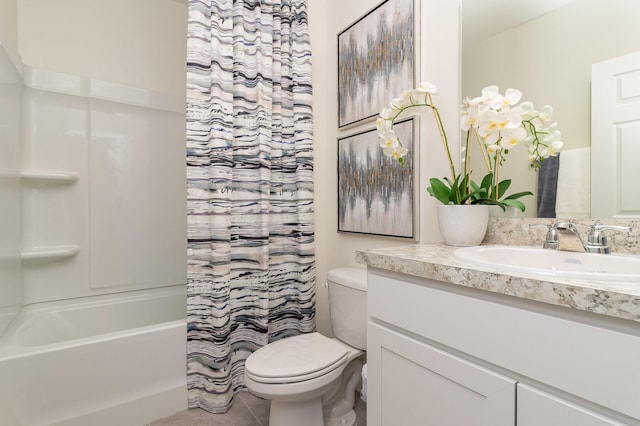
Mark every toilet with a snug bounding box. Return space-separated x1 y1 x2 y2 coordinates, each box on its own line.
244 267 367 426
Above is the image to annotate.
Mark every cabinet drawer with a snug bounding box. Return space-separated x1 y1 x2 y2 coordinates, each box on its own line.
518 384 628 426
367 323 515 426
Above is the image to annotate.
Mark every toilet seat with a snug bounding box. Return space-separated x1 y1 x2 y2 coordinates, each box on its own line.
245 333 349 384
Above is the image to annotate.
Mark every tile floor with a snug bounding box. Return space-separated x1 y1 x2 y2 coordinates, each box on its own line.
152 391 367 426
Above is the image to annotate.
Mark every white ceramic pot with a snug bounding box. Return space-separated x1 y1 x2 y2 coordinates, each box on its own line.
437 204 489 246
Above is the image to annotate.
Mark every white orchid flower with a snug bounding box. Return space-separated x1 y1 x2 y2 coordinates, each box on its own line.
519 101 535 118
376 117 393 132
391 91 412 110
378 130 400 149
538 146 550 157
479 85 500 108
499 127 527 149
376 81 564 198
379 108 395 120
486 143 501 155
383 146 409 160
466 95 484 105
549 140 564 155
461 102 480 131
504 106 523 128
477 109 509 137
487 93 505 110
481 85 499 100
503 88 522 106
538 105 554 122
416 81 438 94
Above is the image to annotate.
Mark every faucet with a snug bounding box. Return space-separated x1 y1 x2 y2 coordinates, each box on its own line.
585 223 631 254
534 223 559 250
552 222 631 254
555 222 586 252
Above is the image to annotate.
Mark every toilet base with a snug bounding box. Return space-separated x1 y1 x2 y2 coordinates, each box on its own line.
270 398 324 426
326 408 356 426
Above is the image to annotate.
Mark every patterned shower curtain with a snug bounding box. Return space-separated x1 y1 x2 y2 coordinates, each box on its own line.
185 0 315 413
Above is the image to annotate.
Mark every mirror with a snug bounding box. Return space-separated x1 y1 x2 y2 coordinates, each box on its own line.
461 0 640 218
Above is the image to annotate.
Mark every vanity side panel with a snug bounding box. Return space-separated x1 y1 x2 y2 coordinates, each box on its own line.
367 269 640 421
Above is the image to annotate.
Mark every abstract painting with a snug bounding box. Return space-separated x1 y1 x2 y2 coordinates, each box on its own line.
338 118 416 238
338 0 415 128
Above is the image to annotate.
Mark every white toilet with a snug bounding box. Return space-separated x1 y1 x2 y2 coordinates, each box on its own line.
244 267 367 426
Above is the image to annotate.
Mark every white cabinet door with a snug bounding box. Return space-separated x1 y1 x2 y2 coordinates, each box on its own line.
518 384 627 426
367 323 516 426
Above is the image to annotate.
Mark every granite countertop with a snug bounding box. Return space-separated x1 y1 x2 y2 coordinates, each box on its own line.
356 243 640 323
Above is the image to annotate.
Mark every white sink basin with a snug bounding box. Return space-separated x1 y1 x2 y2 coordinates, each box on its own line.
454 245 640 282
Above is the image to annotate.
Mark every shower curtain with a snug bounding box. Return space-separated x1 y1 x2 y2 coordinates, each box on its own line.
185 0 315 413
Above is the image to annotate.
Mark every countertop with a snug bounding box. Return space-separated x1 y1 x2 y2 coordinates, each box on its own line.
356 243 640 323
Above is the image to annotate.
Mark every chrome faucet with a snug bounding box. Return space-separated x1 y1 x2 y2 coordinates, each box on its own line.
535 223 559 250
555 222 586 252
549 222 631 254
585 223 631 254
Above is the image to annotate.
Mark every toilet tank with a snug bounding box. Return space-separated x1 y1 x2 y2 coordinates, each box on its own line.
327 267 367 350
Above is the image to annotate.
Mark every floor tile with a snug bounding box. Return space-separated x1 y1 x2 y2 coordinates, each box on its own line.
152 401 259 426
152 391 366 425
238 392 270 425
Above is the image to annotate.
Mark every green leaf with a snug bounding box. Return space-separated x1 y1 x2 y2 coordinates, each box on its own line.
502 199 527 212
428 178 453 205
480 173 493 190
473 197 505 210
503 191 534 201
496 179 511 198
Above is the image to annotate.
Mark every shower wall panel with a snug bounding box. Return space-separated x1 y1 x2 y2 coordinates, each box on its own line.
0 45 22 334
21 67 187 304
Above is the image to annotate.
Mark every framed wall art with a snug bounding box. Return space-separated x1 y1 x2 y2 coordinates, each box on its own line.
337 0 415 128
337 118 418 239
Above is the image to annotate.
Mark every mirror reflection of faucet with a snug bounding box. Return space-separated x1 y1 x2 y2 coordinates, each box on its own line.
543 222 631 254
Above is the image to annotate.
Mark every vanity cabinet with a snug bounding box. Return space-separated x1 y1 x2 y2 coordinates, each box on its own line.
366 269 640 426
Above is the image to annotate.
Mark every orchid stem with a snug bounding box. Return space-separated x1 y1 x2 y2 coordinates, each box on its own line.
428 94 456 181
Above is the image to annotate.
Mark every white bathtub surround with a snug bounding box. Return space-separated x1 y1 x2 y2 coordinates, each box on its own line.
0 286 187 426
21 65 187 304
0 55 188 424
185 0 316 414
0 45 23 336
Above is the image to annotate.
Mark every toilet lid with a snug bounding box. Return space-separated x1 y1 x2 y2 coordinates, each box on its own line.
245 333 349 383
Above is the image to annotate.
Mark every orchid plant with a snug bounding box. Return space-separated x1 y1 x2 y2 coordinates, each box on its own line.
377 82 563 211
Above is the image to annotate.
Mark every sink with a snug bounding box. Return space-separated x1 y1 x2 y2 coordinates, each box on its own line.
454 245 640 282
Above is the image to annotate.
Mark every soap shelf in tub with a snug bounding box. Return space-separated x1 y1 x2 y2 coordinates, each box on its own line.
21 245 80 263
20 170 79 184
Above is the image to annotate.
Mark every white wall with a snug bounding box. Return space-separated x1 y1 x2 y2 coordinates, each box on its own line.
463 0 640 216
0 0 18 69
18 0 187 98
310 0 461 335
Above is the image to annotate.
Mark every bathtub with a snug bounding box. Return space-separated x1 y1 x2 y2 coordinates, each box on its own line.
0 286 188 426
